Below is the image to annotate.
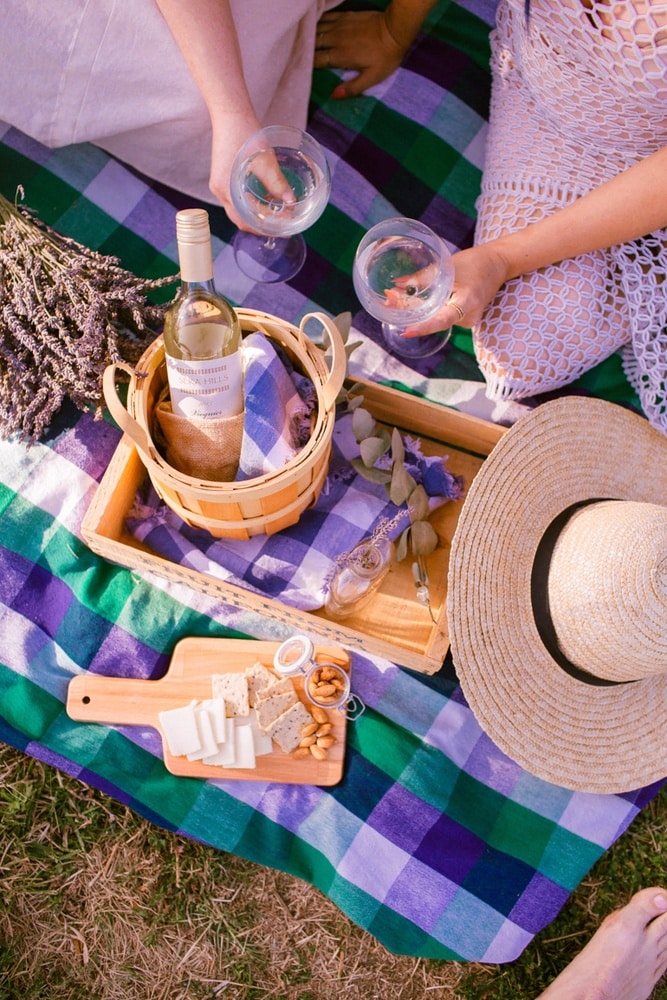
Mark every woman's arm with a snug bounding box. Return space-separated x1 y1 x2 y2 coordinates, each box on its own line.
405 145 667 334
155 0 281 226
315 0 439 99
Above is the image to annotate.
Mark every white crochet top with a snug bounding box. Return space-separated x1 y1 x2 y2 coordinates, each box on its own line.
474 0 667 432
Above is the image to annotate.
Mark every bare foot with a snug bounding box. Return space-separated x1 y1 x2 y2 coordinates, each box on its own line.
538 888 667 1000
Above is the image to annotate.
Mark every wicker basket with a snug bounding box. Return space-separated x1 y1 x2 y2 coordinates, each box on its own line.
103 309 347 540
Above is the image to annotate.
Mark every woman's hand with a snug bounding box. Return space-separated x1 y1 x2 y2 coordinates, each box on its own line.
209 114 294 233
314 10 410 98
402 243 511 336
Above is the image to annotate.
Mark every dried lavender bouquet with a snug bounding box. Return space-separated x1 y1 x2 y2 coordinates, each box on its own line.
0 189 177 442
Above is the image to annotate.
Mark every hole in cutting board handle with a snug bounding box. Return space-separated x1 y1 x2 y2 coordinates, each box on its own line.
82 696 91 704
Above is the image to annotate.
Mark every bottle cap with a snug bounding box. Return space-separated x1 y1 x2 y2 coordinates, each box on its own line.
273 635 314 676
175 208 213 282
175 208 210 244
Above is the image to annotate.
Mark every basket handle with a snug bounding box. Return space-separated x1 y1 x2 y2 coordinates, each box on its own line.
102 362 158 468
300 312 348 410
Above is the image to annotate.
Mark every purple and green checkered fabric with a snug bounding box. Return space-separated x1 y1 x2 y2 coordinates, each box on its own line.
0 0 656 963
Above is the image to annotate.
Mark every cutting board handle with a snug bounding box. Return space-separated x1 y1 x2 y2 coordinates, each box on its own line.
67 673 163 726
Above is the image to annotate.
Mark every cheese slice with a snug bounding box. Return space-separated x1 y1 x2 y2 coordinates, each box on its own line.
201 697 227 743
225 722 257 769
158 701 200 757
187 704 220 761
236 713 273 756
202 717 237 766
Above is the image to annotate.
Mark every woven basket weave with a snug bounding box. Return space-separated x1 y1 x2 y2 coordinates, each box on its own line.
103 309 347 540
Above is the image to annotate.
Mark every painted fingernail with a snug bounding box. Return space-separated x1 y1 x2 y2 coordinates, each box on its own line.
331 85 347 100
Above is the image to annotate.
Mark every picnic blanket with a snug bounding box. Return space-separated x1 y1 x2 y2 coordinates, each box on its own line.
0 0 658 964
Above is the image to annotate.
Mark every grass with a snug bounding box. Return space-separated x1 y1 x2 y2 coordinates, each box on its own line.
1 741 666 1000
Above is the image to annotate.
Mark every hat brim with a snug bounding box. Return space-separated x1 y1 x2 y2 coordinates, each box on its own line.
447 395 667 793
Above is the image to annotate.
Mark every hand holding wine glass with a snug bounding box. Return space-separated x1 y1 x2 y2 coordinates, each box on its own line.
230 125 331 283
353 217 455 358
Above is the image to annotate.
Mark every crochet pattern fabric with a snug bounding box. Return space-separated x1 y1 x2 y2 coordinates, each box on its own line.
474 0 667 432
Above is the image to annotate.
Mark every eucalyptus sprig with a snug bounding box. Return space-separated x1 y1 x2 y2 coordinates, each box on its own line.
318 311 463 616
349 403 440 561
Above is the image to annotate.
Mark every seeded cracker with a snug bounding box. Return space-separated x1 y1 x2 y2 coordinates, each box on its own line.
244 661 276 708
255 690 298 732
211 673 249 717
267 701 315 754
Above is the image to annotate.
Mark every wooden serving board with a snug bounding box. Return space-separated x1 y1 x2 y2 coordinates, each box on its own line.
66 637 350 786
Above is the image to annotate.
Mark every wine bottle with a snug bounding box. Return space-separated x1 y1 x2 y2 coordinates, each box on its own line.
163 208 243 420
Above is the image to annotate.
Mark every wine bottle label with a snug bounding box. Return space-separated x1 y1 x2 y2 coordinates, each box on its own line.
166 351 243 420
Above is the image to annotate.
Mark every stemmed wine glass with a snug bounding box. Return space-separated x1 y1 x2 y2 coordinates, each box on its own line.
353 217 455 359
230 125 331 283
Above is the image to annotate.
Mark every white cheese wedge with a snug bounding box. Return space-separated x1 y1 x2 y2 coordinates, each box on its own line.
158 701 201 757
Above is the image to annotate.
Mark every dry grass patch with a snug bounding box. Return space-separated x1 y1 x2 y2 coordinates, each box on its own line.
0 744 464 999
5 742 665 1000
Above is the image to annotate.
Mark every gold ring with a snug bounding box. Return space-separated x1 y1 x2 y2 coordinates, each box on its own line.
449 298 465 322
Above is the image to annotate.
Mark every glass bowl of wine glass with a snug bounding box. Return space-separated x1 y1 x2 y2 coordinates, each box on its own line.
353 216 455 358
230 125 331 283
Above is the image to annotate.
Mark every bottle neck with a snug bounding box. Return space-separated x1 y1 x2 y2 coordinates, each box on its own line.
178 239 214 285
179 276 216 296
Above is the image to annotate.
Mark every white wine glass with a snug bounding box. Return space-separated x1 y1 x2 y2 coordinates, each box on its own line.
230 125 331 283
353 217 455 359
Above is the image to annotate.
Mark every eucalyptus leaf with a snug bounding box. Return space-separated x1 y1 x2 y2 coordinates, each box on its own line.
344 339 364 356
391 426 405 466
396 528 409 562
334 311 352 340
408 484 429 523
352 406 377 442
350 458 392 484
360 435 390 467
410 519 439 556
347 394 365 411
346 381 366 397
390 460 417 506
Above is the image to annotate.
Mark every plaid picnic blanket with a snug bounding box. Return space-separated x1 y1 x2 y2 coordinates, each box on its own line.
0 0 656 964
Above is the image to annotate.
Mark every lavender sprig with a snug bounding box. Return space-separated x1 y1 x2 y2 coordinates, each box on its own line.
0 189 177 442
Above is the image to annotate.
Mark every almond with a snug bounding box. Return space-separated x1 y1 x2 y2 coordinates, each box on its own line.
314 682 336 698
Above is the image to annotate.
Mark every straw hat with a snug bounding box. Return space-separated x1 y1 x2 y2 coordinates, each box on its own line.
447 395 667 794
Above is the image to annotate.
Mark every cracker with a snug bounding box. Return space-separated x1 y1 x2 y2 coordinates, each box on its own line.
266 701 315 754
211 672 250 717
255 689 298 732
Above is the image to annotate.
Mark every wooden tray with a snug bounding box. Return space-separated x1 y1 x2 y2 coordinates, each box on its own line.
82 378 506 673
66 638 350 786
